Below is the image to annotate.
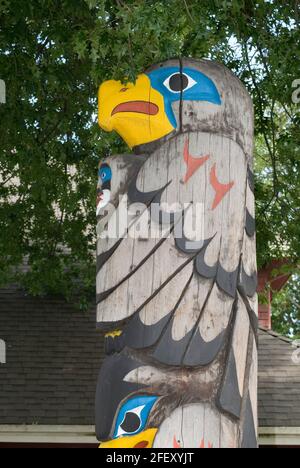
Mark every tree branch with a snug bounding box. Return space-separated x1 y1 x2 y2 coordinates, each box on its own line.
256 44 295 122
116 0 132 12
0 173 16 188
38 99 67 146
36 37 50 58
243 41 279 202
182 0 194 23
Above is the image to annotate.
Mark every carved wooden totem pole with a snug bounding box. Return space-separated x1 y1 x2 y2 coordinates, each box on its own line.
95 59 258 448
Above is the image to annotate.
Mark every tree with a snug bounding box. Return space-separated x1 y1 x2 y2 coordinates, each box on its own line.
272 275 300 339
0 0 299 329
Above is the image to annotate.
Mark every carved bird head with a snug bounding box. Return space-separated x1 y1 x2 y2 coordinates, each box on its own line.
98 59 222 149
98 59 253 158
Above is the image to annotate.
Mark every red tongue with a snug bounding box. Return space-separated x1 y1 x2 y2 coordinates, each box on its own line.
112 101 159 116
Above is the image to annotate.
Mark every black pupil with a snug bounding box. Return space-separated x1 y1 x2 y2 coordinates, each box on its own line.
169 73 188 92
120 411 141 434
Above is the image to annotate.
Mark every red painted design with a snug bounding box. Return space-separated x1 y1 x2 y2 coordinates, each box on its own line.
96 192 103 206
200 439 213 448
172 436 213 448
210 164 234 210
183 139 209 184
173 436 181 448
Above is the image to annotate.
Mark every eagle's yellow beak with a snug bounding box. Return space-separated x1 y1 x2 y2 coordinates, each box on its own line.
99 428 158 449
98 74 174 149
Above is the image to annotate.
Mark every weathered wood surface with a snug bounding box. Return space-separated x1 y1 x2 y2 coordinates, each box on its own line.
96 58 257 448
153 404 238 448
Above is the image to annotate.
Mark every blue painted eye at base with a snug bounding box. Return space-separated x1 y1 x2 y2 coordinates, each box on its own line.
113 395 158 439
99 163 112 183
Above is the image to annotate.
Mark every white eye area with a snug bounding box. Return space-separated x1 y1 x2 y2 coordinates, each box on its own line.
163 73 197 94
116 404 145 438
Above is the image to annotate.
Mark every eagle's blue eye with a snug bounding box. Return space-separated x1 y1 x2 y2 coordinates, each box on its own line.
113 395 158 439
163 72 197 94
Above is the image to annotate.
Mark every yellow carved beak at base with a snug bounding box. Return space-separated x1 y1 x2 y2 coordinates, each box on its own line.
99 428 158 449
98 74 174 148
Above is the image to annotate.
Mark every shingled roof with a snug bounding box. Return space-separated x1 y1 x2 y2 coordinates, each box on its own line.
0 287 103 425
0 286 299 428
258 329 300 427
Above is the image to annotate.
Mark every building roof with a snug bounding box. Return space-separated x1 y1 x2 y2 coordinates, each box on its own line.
258 328 300 428
0 287 299 428
0 287 103 426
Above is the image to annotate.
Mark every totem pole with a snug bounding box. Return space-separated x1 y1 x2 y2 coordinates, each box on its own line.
95 59 258 449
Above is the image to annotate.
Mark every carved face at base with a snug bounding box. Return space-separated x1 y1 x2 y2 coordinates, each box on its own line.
96 354 163 448
96 353 238 448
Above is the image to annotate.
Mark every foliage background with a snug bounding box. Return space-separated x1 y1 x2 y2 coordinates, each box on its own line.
0 0 299 336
